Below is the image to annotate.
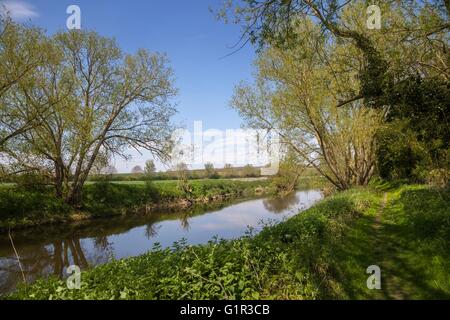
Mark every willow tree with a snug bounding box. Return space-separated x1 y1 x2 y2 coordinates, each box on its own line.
221 0 449 182
232 19 385 190
8 30 177 205
0 16 52 149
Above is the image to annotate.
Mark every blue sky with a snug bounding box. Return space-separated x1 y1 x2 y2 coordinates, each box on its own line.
1 0 258 172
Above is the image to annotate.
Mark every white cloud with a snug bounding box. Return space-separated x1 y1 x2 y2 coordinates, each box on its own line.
0 1 39 20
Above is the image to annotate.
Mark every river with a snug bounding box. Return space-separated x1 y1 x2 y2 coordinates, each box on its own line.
0 189 322 295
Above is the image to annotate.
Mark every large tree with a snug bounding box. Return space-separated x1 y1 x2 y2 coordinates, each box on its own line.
232 18 385 190
131 166 144 174
6 30 177 205
222 0 449 182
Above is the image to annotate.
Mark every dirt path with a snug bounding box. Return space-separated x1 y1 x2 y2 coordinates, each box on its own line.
374 192 387 229
373 192 408 300
332 187 448 299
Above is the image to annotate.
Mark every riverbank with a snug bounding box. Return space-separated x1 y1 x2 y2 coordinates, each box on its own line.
7 183 449 299
0 179 274 232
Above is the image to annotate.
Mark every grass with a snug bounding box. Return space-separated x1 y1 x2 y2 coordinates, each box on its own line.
374 185 450 299
328 183 449 299
7 183 449 300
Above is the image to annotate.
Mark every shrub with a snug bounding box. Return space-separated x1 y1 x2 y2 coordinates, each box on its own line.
426 169 449 188
0 188 70 221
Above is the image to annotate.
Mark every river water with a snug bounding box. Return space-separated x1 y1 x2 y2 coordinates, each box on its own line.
0 190 322 295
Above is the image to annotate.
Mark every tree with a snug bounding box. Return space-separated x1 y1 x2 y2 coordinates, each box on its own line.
6 30 177 205
216 0 390 108
272 150 307 196
242 164 256 177
144 160 156 178
204 162 216 178
175 162 191 194
223 163 233 178
217 0 449 108
224 1 449 185
131 166 143 174
377 76 450 181
103 166 118 175
232 18 384 190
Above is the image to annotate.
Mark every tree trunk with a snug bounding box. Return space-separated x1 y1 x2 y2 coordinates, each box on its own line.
54 160 64 199
66 183 83 207
66 140 105 206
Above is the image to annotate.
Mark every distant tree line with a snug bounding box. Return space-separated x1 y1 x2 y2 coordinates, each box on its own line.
86 163 262 182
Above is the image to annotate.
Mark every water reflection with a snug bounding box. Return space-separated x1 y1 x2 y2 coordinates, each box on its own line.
0 190 322 295
263 192 301 213
0 237 112 295
145 224 161 240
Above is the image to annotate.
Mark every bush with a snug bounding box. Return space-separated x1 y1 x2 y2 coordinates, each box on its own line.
15 173 51 192
81 179 272 214
0 188 70 222
426 169 449 188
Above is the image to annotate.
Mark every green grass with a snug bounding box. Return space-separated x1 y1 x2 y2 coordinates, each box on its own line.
7 183 449 300
328 183 450 299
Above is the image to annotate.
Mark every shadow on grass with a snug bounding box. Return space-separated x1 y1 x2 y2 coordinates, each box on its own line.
321 186 450 299
378 187 450 299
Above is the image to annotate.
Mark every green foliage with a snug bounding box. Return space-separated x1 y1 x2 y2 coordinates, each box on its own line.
242 164 258 177
221 0 449 188
88 165 263 182
204 162 217 179
144 160 156 179
0 187 70 229
426 169 449 188
14 172 51 192
376 121 427 180
1 27 177 206
378 76 450 181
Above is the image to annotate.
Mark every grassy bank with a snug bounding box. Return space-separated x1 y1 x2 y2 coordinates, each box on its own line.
0 179 273 231
7 183 449 299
